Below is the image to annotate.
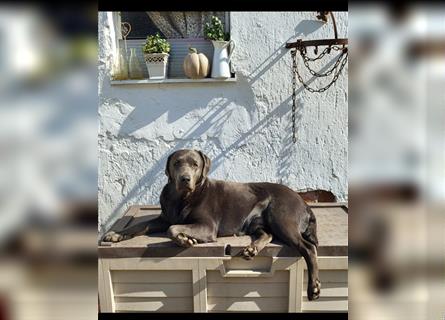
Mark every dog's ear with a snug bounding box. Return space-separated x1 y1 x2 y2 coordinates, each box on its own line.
197 150 211 182
165 152 175 182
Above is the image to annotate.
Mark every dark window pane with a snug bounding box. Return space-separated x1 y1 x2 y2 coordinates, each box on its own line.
121 12 164 39
120 12 227 40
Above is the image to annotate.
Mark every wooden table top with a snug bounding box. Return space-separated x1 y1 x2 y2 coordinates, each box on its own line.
99 203 348 258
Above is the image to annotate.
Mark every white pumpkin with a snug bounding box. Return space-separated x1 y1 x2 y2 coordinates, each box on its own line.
183 47 210 79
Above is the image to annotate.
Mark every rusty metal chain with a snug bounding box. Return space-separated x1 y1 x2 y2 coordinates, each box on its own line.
291 49 297 143
301 47 348 77
290 46 348 143
294 48 348 93
300 45 345 62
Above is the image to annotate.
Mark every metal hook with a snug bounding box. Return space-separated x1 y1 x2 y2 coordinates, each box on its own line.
314 46 318 55
327 45 331 54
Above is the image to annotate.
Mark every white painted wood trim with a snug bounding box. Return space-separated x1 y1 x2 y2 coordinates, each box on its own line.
288 258 304 312
192 260 202 312
98 259 115 312
288 261 297 312
110 76 237 85
303 256 348 270
197 259 208 312
106 12 121 64
106 257 197 270
295 258 304 312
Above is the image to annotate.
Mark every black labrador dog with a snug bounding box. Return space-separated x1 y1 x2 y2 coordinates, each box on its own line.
104 149 321 300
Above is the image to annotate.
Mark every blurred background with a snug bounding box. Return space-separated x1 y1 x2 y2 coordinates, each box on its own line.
349 3 445 320
0 3 98 320
0 3 443 320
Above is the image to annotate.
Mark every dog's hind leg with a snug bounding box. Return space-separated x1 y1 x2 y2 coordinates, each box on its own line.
302 207 318 247
298 237 321 300
241 228 273 260
272 225 321 301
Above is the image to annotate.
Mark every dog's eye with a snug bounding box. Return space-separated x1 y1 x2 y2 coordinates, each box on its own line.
192 162 198 167
174 160 180 166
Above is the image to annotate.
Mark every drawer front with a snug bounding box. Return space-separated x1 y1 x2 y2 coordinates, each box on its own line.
99 256 348 313
302 269 348 312
206 270 290 312
111 270 193 312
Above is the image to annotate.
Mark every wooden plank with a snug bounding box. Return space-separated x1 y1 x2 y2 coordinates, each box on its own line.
111 77 237 85
207 282 288 298
294 258 304 312
196 259 208 312
112 270 191 283
191 259 202 312
302 287 348 298
312 207 348 248
303 270 348 284
222 256 273 270
107 257 197 270
315 256 348 270
115 297 193 312
302 298 348 312
206 270 289 283
207 297 288 312
113 283 192 298
98 259 115 312
110 205 139 232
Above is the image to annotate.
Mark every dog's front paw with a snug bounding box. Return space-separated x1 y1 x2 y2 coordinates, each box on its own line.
241 244 258 260
307 279 321 301
103 231 130 243
173 233 198 247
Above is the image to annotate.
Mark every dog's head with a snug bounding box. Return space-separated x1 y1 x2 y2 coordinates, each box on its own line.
165 149 211 194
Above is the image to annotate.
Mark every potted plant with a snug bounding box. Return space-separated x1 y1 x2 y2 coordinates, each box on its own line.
204 16 235 79
142 33 171 79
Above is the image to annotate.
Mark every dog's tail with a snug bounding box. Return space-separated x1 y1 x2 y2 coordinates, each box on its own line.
302 207 318 247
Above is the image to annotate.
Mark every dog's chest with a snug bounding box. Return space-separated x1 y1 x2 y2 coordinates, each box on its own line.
164 203 192 224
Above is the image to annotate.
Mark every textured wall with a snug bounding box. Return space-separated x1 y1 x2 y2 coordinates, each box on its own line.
98 11 348 235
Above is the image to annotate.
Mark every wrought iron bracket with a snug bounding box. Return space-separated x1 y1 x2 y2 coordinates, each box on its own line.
286 12 348 50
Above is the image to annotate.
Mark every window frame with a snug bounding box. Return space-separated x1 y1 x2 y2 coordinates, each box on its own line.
107 11 234 83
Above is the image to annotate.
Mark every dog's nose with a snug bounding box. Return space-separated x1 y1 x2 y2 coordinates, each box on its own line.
180 175 191 183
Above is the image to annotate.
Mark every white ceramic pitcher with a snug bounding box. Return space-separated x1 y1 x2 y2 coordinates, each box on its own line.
211 40 235 79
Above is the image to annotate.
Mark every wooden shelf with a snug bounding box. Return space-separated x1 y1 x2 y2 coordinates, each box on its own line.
111 75 237 85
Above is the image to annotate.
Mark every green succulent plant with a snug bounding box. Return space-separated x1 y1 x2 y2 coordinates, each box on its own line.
204 16 229 41
142 33 171 54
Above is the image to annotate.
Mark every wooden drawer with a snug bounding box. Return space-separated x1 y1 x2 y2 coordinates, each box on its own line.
112 270 193 312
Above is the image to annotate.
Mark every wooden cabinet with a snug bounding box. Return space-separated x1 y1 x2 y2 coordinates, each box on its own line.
98 203 348 313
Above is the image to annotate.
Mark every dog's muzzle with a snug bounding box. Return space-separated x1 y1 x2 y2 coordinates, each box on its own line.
178 175 193 191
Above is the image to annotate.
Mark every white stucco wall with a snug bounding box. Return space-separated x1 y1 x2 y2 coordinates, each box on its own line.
98 11 348 235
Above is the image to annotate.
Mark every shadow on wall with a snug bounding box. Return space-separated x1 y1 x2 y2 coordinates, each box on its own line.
101 78 257 233
247 19 325 84
100 18 341 232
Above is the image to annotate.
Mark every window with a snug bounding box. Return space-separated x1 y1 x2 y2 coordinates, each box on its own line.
117 12 230 79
